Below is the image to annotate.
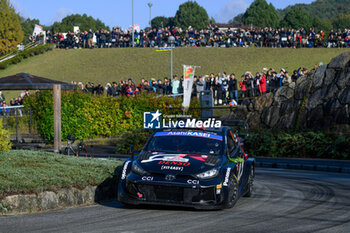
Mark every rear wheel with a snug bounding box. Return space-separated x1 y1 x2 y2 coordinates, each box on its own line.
63 147 69 156
224 175 239 209
244 165 254 197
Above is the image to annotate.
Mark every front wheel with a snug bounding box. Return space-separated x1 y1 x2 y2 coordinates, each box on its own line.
244 165 254 197
224 175 239 209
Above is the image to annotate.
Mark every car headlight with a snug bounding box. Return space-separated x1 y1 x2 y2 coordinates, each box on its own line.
196 168 219 179
131 164 148 176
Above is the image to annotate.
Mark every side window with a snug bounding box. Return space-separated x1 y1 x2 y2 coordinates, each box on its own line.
227 131 235 155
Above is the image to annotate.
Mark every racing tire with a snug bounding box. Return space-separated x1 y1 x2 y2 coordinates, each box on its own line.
224 175 239 209
244 165 254 197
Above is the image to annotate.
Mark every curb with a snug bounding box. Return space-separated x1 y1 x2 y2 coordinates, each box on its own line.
255 157 350 174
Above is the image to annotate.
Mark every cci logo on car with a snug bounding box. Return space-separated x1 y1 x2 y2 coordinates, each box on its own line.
143 110 161 129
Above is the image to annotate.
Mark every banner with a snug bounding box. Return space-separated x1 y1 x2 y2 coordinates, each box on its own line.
32 24 46 44
182 65 195 108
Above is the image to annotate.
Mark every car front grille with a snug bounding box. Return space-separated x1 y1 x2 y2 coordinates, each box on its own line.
133 183 216 204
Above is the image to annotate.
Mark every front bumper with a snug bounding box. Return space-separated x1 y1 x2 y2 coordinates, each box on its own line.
118 179 225 209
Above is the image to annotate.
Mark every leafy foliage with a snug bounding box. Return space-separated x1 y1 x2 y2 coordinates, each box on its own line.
174 1 209 30
151 16 174 28
24 91 200 142
241 0 279 28
282 7 313 29
0 44 54 69
246 131 350 160
0 150 121 198
332 14 350 30
286 0 350 21
0 0 24 55
116 128 153 154
228 13 244 25
0 120 11 151
49 14 109 33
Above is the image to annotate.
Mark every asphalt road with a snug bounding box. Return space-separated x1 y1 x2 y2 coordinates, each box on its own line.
1 168 350 233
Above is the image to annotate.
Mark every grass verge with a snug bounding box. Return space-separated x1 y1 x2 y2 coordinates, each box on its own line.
0 150 121 199
1 47 350 100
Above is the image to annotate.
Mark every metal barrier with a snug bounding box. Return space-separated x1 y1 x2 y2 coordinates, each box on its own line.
0 105 33 142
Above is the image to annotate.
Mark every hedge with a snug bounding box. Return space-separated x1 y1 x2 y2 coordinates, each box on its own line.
0 44 54 69
24 91 200 142
245 131 350 160
0 121 12 151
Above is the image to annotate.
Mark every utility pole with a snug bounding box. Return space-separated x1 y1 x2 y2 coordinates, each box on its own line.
148 2 153 27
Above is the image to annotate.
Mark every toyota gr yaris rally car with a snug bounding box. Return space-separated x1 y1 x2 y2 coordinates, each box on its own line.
118 126 255 209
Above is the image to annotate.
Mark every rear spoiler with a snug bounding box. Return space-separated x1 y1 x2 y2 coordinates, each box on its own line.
221 119 249 141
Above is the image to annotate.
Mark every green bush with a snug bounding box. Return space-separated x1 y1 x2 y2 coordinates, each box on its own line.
246 131 350 160
24 91 200 142
0 44 54 70
116 128 153 154
0 121 12 151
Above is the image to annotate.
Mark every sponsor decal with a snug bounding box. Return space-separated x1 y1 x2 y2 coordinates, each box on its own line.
190 155 208 161
158 161 190 166
223 168 231 186
187 179 199 185
161 165 184 171
237 159 245 182
143 110 161 129
154 131 223 141
121 161 131 180
141 154 189 163
141 176 154 181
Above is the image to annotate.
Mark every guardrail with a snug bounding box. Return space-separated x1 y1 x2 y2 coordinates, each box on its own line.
0 42 39 63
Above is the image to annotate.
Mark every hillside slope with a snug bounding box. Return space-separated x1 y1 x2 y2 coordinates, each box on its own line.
0 48 349 85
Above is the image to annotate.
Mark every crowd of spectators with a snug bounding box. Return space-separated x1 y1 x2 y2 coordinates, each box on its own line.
30 25 350 49
0 90 30 117
75 66 308 106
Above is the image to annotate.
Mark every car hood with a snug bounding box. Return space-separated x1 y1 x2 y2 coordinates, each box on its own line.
137 152 221 174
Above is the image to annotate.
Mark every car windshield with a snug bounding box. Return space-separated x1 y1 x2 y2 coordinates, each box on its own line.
145 131 224 155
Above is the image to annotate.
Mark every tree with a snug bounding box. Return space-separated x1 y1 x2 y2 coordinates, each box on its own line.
151 16 173 28
21 17 40 44
282 7 312 29
49 14 109 33
174 1 209 30
332 14 350 30
241 0 279 28
228 13 244 25
0 0 24 55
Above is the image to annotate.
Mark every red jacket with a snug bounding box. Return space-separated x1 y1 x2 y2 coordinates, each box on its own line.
260 76 267 93
240 80 246 91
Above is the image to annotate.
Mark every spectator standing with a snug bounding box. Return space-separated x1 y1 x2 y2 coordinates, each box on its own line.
240 75 247 98
172 76 180 95
259 73 267 95
228 73 238 103
196 76 206 98
0 91 5 103
221 73 229 104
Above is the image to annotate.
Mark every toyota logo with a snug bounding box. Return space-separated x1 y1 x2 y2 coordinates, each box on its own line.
165 174 175 181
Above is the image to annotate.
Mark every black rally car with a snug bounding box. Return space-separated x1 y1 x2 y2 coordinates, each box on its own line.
118 126 255 209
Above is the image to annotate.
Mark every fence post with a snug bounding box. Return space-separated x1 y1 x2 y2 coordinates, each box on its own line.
15 108 18 143
53 85 61 153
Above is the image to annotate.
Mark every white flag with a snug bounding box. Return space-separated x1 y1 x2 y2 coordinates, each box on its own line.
182 65 195 108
